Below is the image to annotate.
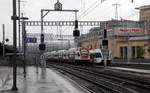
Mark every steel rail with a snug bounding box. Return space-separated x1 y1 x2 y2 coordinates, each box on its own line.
47 63 140 93
47 62 150 93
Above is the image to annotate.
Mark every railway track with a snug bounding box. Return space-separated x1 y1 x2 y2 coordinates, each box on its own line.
47 62 150 93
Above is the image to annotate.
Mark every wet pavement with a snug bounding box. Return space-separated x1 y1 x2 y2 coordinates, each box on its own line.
110 67 150 74
0 66 87 93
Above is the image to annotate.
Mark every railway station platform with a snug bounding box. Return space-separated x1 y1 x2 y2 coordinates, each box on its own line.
112 62 150 65
0 66 87 93
110 67 150 74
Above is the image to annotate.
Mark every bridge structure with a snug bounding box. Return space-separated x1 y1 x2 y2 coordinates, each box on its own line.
24 21 102 26
21 20 105 46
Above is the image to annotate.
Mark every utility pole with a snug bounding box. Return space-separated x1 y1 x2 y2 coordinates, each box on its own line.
11 0 18 90
112 3 120 20
111 3 120 62
21 13 28 78
18 0 26 51
127 21 130 63
18 0 21 51
22 20 26 77
2 24 5 57
39 0 79 68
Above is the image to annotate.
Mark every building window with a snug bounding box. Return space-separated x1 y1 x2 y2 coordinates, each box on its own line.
120 47 127 59
136 46 140 58
132 46 135 59
100 44 102 48
124 47 127 59
136 46 145 59
120 47 123 58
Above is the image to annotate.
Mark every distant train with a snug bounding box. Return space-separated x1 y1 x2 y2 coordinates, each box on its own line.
45 47 90 64
44 47 111 65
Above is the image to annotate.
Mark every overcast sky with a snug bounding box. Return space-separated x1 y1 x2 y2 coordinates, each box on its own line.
0 0 150 44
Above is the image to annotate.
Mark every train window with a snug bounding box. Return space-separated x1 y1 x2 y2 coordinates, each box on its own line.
94 53 102 58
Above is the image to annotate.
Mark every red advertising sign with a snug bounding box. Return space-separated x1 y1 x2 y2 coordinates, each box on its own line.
119 28 142 32
107 29 112 32
106 28 142 32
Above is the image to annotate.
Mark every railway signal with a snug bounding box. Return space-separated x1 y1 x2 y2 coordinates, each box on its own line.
73 20 80 37
41 34 44 43
103 29 108 49
131 0 133 3
39 43 46 50
103 29 108 67
73 29 80 37
39 34 45 50
102 40 108 49
104 29 107 38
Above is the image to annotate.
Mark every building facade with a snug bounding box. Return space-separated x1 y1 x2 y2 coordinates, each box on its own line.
139 5 150 21
138 5 150 35
78 19 150 60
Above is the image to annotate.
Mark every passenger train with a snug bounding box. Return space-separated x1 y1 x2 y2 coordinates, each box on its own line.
89 49 111 65
46 47 90 63
45 47 111 65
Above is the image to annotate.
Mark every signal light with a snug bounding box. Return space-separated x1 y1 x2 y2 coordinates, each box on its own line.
73 20 80 37
39 43 46 50
102 40 108 46
73 29 80 37
75 20 78 29
104 29 107 38
41 34 44 42
131 0 133 3
102 40 108 49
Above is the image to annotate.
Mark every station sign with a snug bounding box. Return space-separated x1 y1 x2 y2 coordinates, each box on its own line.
26 38 37 43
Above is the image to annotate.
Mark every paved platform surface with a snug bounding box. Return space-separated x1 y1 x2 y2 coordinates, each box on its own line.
110 67 150 74
0 66 87 93
112 62 150 65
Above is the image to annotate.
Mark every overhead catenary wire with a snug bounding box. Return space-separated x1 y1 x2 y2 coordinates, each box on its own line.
62 0 114 34
62 0 103 35
62 0 141 35
62 0 111 33
79 0 102 19
79 0 141 20
119 0 139 20
81 0 140 21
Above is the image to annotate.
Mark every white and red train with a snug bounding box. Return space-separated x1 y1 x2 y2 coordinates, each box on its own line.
45 47 111 65
45 47 90 63
89 49 111 65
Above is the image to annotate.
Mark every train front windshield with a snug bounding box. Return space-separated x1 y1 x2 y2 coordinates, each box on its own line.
94 53 102 58
80 49 89 57
81 52 89 56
